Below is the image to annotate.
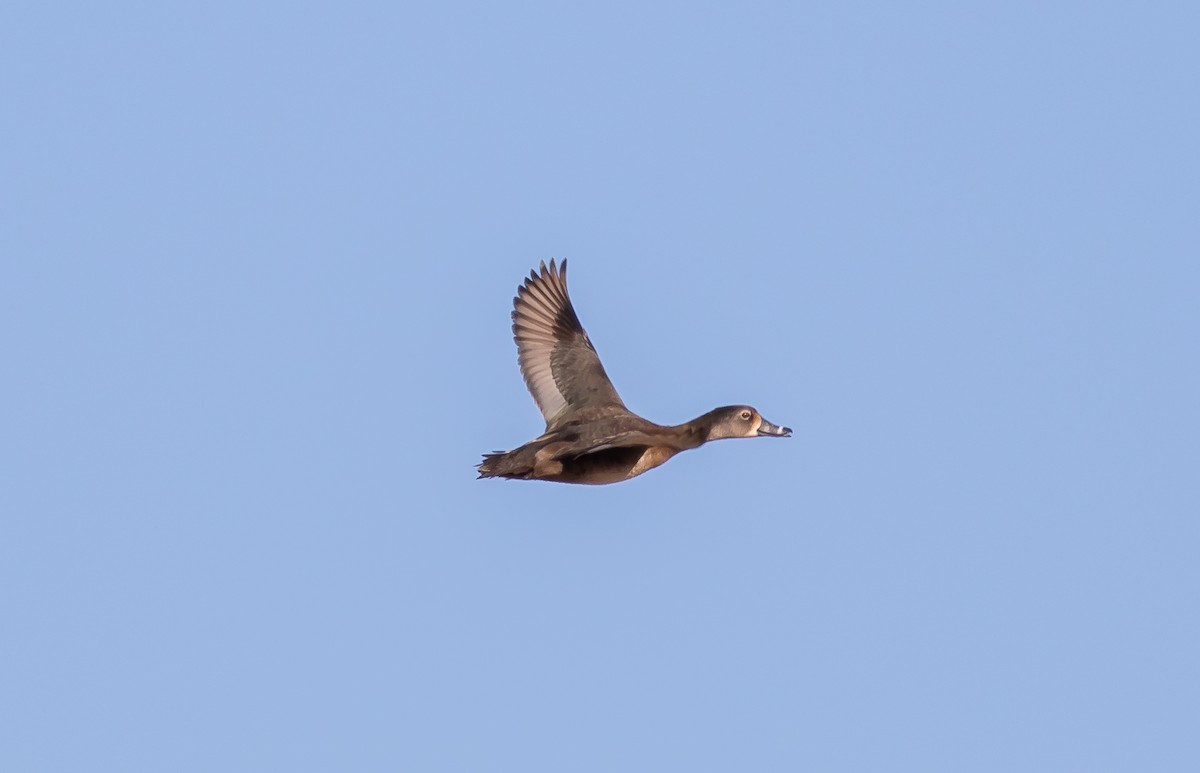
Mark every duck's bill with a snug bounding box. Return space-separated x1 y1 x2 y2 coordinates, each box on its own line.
757 418 792 437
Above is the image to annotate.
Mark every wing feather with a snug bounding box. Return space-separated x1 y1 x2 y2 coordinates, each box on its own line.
510 259 626 428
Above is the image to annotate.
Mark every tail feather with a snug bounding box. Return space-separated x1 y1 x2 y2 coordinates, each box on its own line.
476 449 532 480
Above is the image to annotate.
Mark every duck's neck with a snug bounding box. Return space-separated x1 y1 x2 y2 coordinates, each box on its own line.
673 411 720 449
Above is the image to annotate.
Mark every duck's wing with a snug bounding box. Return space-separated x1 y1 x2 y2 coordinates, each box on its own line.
511 259 627 429
556 430 662 458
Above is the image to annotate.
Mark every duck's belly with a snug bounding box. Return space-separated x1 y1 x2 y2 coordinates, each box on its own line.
558 446 677 485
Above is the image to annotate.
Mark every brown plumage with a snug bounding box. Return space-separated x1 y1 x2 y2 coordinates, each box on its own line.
478 260 791 484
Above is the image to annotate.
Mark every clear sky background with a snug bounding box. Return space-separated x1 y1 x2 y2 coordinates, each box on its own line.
3 2 1198 771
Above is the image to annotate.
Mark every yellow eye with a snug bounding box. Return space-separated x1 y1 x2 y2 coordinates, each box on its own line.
740 410 752 420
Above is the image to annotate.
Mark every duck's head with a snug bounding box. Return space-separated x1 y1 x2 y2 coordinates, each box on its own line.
702 405 792 441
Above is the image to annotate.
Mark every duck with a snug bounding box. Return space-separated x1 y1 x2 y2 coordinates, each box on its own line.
477 259 791 485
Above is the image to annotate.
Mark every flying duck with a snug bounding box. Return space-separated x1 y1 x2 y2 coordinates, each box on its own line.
477 260 791 484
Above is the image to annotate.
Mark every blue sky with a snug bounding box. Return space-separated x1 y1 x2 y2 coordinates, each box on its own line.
3 2 1198 770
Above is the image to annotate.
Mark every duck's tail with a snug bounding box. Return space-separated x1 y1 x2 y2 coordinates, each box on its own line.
476 449 532 480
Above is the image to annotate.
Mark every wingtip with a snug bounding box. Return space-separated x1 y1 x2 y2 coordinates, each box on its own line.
524 259 568 285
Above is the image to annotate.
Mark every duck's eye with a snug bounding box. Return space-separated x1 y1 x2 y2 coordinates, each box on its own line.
740 410 752 421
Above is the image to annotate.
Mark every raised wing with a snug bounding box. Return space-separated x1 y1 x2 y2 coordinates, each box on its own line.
511 259 626 429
